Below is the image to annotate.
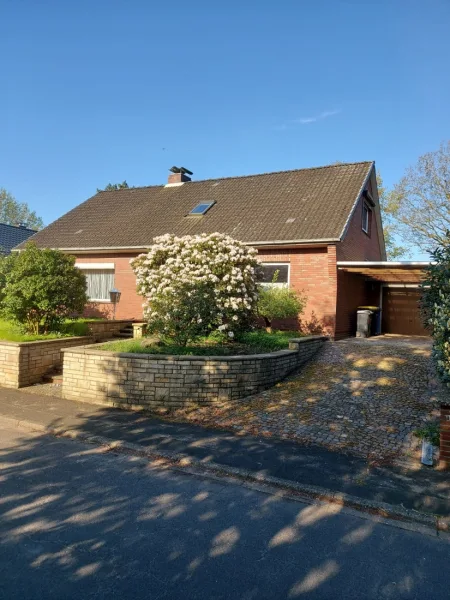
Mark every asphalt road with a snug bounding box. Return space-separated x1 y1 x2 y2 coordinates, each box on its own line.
0 423 448 600
2 387 448 516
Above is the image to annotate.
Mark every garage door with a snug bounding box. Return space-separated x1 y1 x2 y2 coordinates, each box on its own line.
382 288 428 336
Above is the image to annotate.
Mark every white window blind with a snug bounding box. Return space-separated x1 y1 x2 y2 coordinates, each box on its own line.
80 269 115 302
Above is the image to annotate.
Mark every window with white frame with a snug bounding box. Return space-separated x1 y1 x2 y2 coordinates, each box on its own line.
362 202 371 234
261 263 290 287
76 263 115 302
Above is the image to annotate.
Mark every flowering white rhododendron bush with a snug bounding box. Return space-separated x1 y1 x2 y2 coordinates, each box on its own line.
131 233 262 345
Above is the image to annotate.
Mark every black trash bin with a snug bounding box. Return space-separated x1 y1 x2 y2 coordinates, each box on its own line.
356 309 373 338
357 306 381 336
371 307 381 335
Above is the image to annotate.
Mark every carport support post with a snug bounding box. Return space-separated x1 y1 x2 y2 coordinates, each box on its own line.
439 402 450 469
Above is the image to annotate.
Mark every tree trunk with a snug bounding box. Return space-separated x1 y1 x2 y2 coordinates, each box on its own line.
263 316 272 334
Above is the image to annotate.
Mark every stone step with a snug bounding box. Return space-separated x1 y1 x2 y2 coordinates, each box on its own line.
42 375 64 384
42 366 63 384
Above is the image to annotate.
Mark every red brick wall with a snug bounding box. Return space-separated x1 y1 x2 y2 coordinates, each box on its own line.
258 246 337 336
440 404 450 469
74 254 142 320
337 194 383 262
73 246 339 335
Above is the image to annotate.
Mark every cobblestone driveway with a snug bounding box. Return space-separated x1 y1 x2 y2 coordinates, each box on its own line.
169 336 443 464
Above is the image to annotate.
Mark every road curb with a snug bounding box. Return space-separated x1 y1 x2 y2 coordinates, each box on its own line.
2 414 448 533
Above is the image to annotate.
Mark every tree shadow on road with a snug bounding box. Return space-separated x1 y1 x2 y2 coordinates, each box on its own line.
0 428 448 599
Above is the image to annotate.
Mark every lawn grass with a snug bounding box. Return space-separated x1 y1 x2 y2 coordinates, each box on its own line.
97 330 301 356
0 318 92 342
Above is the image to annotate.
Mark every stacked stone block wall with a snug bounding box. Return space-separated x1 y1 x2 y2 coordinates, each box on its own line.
0 344 21 388
0 337 93 388
62 336 327 409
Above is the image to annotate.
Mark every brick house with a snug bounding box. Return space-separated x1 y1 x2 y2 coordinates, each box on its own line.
17 162 429 338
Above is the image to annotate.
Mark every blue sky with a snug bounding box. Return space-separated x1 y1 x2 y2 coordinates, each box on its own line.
2 0 449 259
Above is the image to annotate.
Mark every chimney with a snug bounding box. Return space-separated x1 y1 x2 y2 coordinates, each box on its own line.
167 166 193 184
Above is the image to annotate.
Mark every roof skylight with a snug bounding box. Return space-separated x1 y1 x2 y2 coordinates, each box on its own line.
189 202 215 216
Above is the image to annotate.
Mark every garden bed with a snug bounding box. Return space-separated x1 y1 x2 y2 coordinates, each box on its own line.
97 330 299 356
0 318 92 342
0 318 134 343
62 335 328 410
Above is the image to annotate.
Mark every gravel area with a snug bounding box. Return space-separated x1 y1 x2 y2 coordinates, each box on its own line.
21 382 63 397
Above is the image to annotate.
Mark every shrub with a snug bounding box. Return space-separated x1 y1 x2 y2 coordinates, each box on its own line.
414 422 440 447
421 233 450 385
257 272 304 332
131 233 262 345
1 243 88 334
0 253 16 306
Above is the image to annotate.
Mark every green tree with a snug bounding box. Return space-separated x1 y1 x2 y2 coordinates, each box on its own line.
257 272 305 333
0 188 44 230
1 243 88 334
0 253 16 305
421 233 450 386
376 173 408 259
97 181 130 192
383 141 450 253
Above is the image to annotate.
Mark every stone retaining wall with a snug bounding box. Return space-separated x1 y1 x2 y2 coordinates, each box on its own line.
85 320 134 340
62 336 327 409
0 337 93 388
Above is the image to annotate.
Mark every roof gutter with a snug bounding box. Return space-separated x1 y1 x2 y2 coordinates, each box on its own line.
245 238 340 247
337 261 432 267
16 238 342 254
13 246 152 254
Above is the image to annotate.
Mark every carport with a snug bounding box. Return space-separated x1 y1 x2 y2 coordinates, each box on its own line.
337 261 431 336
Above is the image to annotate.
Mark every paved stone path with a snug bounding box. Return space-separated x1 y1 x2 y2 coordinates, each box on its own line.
167 336 443 464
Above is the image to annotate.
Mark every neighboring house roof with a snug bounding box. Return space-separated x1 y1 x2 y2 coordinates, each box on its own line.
18 161 375 250
0 223 37 254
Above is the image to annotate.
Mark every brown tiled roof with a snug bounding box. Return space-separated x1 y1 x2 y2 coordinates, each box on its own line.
21 161 373 250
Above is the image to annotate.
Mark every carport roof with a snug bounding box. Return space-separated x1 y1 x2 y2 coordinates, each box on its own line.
336 261 431 284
